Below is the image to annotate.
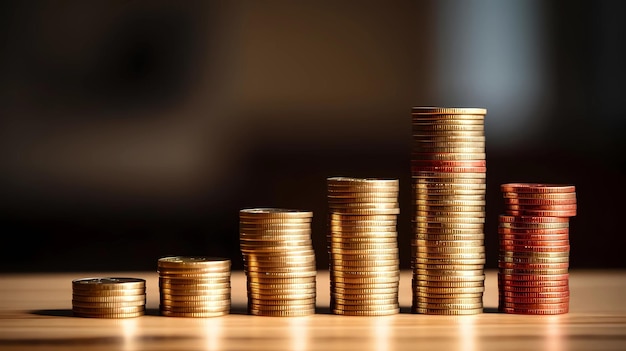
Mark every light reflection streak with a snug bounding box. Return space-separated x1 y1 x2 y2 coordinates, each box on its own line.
289 317 309 351
121 318 138 351
457 316 477 351
203 317 223 351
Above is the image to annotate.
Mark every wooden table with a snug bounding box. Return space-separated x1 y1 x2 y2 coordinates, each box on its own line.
1 270 625 351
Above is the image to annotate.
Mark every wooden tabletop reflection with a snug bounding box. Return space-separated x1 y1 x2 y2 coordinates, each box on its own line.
0 270 625 351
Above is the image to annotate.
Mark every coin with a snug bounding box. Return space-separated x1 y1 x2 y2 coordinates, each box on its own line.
72 278 145 290
500 183 575 193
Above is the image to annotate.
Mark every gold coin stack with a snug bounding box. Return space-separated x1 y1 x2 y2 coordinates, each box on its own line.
240 208 316 317
72 277 146 318
327 177 400 316
498 183 576 315
410 107 487 315
158 256 231 317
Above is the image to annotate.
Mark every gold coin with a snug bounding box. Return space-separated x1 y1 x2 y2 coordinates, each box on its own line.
331 288 398 296
412 239 483 247
239 223 311 231
247 295 316 304
72 289 146 297
161 310 228 318
160 306 230 313
328 192 399 200
412 307 482 315
414 216 485 223
239 208 313 219
331 267 399 275
330 231 397 239
412 146 485 154
157 257 230 269
246 276 316 284
72 306 145 314
330 259 399 266
413 280 484 288
414 222 484 229
244 266 316 275
414 245 484 253
327 177 399 187
415 274 485 282
72 278 145 290
414 232 484 239
72 300 145 308
159 299 231 308
331 275 400 284
247 303 316 311
249 309 314 317
415 205 485 213
332 303 399 311
414 269 484 277
328 235 397 243
412 257 486 265
414 197 486 204
329 213 398 221
332 298 398 306
158 272 231 280
159 276 230 284
161 294 231 302
331 282 398 290
413 286 485 294
415 297 482 304
415 301 483 309
412 107 487 115
332 308 399 316
74 311 145 319
330 208 401 215
247 287 316 295
412 117 485 124
412 264 484 271
412 252 486 261
71 294 146 303
160 288 231 296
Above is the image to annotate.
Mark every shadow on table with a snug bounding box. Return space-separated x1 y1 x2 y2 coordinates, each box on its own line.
31 309 73 317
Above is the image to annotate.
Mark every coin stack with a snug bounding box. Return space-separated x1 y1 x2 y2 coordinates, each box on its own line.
72 277 146 318
498 183 576 315
158 256 231 317
410 107 487 315
327 177 400 316
240 208 316 317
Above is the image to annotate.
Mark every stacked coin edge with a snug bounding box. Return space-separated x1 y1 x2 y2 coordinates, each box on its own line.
410 107 487 315
327 177 400 316
240 208 317 317
498 183 576 315
72 277 146 318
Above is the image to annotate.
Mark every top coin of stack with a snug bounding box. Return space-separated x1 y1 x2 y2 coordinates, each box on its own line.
72 277 146 318
327 177 400 316
410 107 487 315
240 208 316 317
158 256 231 317
498 183 576 315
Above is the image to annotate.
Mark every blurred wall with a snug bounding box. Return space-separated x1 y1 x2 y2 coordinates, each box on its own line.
0 0 624 272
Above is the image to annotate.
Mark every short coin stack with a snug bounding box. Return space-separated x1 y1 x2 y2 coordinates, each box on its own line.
72 277 146 318
498 183 576 315
158 256 231 317
327 177 400 316
410 107 487 315
240 208 316 317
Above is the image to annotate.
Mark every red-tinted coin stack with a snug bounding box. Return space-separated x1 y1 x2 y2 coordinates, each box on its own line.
498 183 577 315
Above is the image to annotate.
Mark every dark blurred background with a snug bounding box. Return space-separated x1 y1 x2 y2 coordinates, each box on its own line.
0 0 624 272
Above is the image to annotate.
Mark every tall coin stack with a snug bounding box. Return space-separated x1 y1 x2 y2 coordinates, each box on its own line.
327 177 400 316
72 277 146 318
240 208 316 317
410 107 487 315
498 183 576 315
158 256 231 317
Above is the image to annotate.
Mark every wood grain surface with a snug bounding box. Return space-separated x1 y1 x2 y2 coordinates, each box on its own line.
1 270 625 351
